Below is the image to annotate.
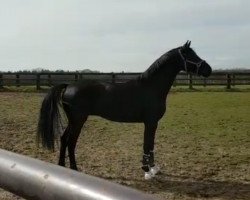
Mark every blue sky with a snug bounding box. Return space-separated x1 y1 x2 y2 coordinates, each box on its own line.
0 0 249 72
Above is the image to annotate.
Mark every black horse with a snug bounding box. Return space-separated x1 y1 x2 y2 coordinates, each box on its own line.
37 41 212 179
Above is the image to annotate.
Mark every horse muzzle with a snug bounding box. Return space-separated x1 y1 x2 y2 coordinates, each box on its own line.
198 61 212 77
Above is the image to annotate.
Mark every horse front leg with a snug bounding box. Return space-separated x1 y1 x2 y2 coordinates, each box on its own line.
142 122 160 180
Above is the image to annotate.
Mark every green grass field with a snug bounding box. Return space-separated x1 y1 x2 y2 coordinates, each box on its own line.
0 91 249 200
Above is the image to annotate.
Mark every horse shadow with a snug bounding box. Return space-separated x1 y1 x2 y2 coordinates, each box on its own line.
101 172 250 200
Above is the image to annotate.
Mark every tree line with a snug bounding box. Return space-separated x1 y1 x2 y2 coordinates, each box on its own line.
1 68 250 74
0 68 100 74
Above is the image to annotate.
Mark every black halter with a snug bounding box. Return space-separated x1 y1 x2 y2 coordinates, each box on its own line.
178 49 205 74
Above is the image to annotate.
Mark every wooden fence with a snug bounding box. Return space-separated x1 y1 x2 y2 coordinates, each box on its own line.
0 72 250 90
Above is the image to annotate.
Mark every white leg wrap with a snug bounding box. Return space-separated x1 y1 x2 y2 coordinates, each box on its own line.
144 172 153 180
150 165 160 176
144 165 160 180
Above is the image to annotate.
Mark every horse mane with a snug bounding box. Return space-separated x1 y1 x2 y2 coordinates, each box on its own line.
138 47 179 81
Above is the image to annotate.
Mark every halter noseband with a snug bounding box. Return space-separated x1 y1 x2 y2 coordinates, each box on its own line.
179 49 204 74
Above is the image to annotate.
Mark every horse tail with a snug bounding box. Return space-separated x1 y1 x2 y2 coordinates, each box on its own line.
37 84 68 150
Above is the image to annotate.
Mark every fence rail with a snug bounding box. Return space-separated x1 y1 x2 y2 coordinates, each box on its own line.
0 72 250 90
0 149 156 200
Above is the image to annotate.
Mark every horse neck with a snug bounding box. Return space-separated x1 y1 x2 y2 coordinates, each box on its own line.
142 55 181 99
157 62 180 98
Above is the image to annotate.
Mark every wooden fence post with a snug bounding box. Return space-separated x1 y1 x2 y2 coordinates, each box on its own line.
232 74 235 86
189 74 193 89
112 73 115 84
16 74 20 87
48 74 52 86
74 74 78 82
203 78 207 87
0 74 3 88
227 74 231 89
36 74 41 90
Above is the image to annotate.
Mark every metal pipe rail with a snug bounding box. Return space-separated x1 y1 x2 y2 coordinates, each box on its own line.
0 149 157 200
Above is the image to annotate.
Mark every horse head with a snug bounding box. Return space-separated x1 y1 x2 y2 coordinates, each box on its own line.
179 41 212 77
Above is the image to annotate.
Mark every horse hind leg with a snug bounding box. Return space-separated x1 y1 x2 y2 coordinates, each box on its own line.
67 115 87 170
58 125 70 167
58 103 72 167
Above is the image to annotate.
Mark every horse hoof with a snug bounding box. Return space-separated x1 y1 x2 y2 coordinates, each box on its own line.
144 172 153 180
150 165 160 176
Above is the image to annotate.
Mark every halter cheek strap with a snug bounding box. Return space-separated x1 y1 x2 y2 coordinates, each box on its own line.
179 49 187 72
178 49 205 74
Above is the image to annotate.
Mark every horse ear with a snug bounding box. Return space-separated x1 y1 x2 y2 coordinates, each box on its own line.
183 40 191 49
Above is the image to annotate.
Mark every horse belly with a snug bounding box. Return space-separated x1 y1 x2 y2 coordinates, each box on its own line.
95 101 143 123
